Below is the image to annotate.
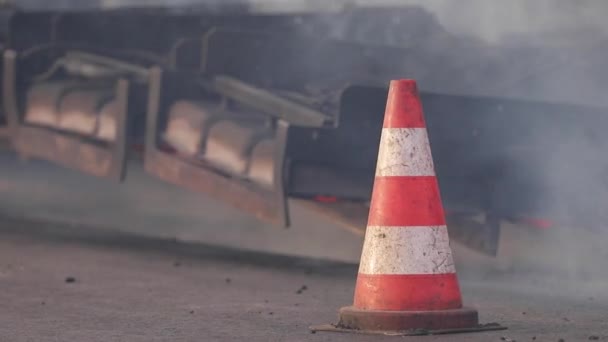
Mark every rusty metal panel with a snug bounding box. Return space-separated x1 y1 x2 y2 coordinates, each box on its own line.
3 49 129 181
143 67 289 226
14 126 114 177
145 150 284 225
8 79 128 181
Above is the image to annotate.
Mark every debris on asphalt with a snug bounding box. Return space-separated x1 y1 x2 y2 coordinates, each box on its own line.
522 311 526 315
588 336 599 340
532 337 536 340
500 336 516 342
563 317 570 322
296 285 308 294
268 312 274 315
41 301 45 305
64 276 76 283
189 310 195 314
558 339 565 342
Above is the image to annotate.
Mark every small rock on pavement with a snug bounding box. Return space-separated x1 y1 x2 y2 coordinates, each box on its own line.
296 285 308 294
589 336 599 341
64 277 76 284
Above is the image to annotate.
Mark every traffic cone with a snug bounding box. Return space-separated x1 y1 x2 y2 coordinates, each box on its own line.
314 80 503 334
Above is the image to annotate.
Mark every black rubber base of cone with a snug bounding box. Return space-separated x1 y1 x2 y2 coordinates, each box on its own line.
337 306 480 332
309 322 506 336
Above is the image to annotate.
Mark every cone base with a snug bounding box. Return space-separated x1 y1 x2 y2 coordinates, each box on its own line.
338 306 479 332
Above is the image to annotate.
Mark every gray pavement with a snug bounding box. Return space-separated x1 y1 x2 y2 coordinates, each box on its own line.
1 217 607 342
2 151 608 341
0 153 364 262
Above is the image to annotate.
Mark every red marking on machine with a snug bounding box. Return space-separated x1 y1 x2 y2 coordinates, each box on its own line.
314 195 338 203
522 217 554 230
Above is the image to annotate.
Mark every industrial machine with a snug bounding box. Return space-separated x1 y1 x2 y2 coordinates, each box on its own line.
2 2 607 256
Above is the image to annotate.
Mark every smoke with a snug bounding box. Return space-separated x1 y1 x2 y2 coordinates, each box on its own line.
290 1 608 281
359 0 608 44
7 0 608 282
380 1 608 281
184 0 608 280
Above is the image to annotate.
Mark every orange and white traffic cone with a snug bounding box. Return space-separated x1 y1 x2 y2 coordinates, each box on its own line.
313 79 504 335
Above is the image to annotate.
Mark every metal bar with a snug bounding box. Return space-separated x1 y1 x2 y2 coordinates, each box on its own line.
144 67 162 162
50 13 63 43
3 50 20 140
167 37 190 70
108 78 129 181
213 76 329 127
273 120 290 227
200 27 217 73
64 51 150 80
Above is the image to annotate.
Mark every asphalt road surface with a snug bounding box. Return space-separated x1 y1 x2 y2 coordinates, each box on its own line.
1 216 607 342
1 152 608 341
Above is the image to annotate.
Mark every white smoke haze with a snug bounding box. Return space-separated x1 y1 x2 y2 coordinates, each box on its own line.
393 1 608 283
287 0 608 282
7 0 608 284
218 0 608 286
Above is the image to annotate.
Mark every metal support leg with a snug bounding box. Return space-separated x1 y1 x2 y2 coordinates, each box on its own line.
109 78 129 181
3 50 19 140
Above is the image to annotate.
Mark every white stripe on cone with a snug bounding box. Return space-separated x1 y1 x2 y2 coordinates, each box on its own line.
358 226 456 275
375 128 435 177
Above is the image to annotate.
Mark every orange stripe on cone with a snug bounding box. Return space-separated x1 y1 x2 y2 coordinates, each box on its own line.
383 79 426 128
354 273 463 311
367 176 446 227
